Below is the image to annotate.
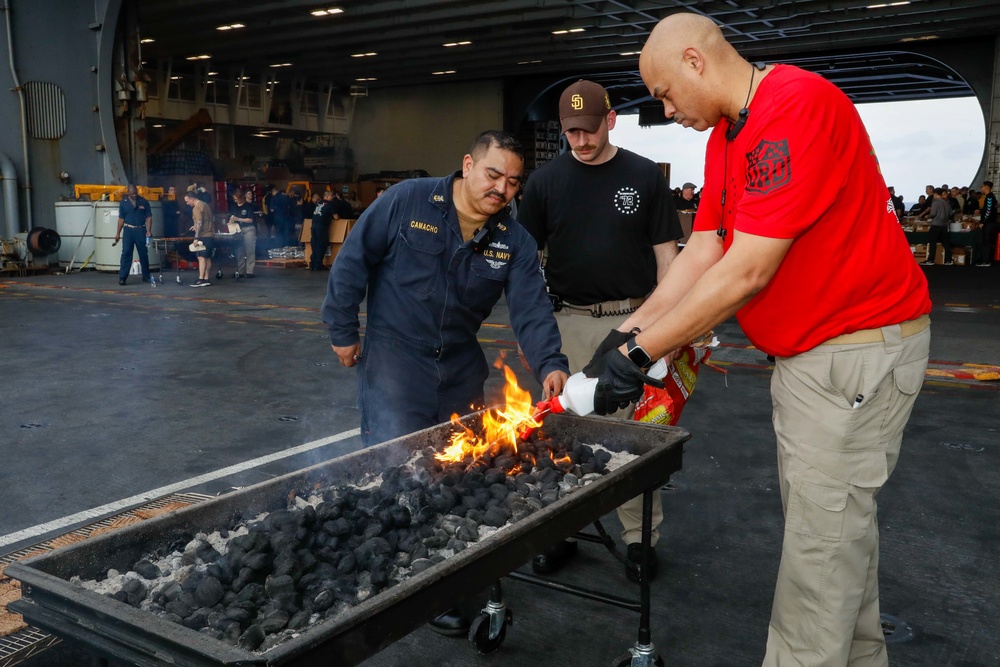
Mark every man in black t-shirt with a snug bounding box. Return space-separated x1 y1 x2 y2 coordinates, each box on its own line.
310 191 336 271
229 189 259 278
518 79 683 583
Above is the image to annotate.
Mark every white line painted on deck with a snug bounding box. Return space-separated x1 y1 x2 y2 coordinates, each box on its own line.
0 428 361 549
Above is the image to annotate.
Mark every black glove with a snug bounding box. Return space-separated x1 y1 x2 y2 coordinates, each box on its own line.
582 329 636 377
593 350 666 416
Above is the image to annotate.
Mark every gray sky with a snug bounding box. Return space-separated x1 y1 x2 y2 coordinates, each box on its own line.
613 96 986 207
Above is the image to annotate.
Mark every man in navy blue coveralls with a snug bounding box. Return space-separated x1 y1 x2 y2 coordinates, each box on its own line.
321 130 569 447
114 184 153 285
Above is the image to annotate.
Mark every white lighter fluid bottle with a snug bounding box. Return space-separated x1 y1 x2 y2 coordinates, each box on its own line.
548 358 670 417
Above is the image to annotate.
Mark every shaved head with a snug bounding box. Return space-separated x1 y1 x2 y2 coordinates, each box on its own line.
640 12 757 131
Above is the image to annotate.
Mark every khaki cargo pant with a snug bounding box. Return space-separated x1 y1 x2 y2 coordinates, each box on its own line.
555 310 664 546
764 320 930 666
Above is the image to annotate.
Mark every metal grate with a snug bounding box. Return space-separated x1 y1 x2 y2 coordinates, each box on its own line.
23 82 66 140
0 628 60 667
0 492 214 664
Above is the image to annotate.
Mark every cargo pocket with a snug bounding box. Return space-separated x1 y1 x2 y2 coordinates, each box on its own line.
787 480 848 541
893 357 926 396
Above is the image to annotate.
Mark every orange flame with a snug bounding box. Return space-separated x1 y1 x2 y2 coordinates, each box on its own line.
435 363 543 465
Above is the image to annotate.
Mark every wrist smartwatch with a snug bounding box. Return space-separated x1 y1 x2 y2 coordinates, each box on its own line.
625 338 652 372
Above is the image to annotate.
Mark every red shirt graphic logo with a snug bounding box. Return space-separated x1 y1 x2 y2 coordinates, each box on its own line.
746 139 790 195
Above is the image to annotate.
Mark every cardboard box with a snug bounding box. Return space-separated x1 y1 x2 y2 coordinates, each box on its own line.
301 217 356 266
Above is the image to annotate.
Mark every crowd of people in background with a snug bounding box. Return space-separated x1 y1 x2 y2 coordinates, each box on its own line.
667 180 997 267
898 181 998 267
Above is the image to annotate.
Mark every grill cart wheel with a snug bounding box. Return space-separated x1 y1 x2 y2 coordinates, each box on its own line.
612 649 664 667
468 608 511 655
216 270 223 279
175 275 182 284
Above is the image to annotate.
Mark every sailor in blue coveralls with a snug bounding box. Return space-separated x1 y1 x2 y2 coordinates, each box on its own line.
114 184 153 285
321 130 569 448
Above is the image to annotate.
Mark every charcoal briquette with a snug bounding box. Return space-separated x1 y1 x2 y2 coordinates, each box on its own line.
336 553 357 575
235 582 265 604
195 576 224 608
243 551 274 572
322 517 352 537
482 506 510 528
133 559 162 580
265 574 296 598
298 504 316 527
236 623 265 650
428 494 453 513
456 524 478 542
218 621 241 645
287 609 312 630
165 599 194 619
111 589 129 604
182 608 210 631
362 522 385 540
224 606 252 627
262 608 292 633
313 589 335 612
410 557 434 574
354 537 391 568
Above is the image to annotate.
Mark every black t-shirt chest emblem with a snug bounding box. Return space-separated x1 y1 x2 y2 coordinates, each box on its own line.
613 187 641 214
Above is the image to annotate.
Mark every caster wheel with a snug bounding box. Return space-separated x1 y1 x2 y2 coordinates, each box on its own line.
175 276 181 284
467 611 509 655
216 270 223 279
611 652 664 667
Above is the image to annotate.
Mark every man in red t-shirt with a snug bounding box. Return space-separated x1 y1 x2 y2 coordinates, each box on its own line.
583 12 932 667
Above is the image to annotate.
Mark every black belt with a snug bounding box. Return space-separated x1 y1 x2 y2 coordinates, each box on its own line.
123 224 145 229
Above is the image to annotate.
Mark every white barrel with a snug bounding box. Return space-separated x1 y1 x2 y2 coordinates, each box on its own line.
93 200 163 272
54 202 98 268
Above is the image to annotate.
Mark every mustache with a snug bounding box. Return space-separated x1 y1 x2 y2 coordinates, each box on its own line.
573 145 597 152
485 190 505 200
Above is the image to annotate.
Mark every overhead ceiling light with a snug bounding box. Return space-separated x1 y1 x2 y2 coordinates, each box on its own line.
269 63 293 68
351 52 377 58
207 71 218 76
186 54 212 60
517 60 542 65
311 7 344 16
355 77 377 81
867 1 909 7
443 40 472 47
170 76 182 80
252 133 270 137
152 124 164 128
432 70 456 75
619 51 640 56
258 130 279 134
552 27 585 35
216 23 246 30
202 128 214 132
899 34 939 42
238 75 251 80
140 38 154 44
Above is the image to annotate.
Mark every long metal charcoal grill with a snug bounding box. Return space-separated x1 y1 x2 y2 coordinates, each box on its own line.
8 412 688 666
